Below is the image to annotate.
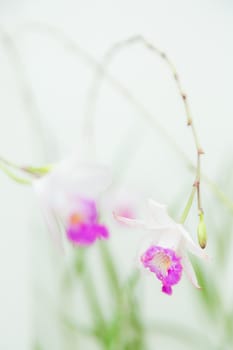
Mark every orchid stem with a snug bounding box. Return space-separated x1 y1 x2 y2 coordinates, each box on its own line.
179 187 196 224
82 266 105 327
0 156 52 178
0 161 31 184
99 242 121 302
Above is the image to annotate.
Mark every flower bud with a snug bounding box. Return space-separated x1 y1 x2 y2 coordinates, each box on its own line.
198 213 207 249
23 164 53 176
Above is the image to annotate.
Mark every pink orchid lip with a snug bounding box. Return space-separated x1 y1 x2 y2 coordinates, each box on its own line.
67 222 109 246
141 245 183 295
66 198 109 246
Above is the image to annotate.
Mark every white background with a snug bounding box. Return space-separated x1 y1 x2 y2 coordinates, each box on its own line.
0 0 232 349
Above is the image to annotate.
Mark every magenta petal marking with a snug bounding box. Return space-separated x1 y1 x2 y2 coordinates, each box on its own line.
141 245 182 295
66 198 109 246
92 224 109 239
162 285 172 295
76 198 98 223
66 223 109 246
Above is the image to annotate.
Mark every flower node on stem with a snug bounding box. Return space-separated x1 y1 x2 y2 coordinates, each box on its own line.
193 180 200 188
182 93 187 100
187 118 192 126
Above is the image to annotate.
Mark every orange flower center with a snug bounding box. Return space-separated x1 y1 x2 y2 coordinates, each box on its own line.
69 213 84 225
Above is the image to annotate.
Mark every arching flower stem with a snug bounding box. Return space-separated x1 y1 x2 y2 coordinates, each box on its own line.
92 35 204 224
0 22 231 216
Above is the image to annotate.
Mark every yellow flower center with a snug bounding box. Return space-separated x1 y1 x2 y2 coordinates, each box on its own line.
153 252 171 275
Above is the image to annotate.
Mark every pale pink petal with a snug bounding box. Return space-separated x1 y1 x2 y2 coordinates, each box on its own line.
113 212 145 228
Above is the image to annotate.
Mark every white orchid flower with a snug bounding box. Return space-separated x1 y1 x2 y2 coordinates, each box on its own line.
33 156 112 250
114 199 208 295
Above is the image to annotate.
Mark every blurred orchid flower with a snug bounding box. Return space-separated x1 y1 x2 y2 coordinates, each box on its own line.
114 199 208 295
103 187 142 225
33 157 111 250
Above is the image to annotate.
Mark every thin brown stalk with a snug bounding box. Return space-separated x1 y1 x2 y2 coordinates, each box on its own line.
97 35 204 218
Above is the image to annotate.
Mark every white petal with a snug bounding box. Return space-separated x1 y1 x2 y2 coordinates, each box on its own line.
113 212 145 228
178 225 208 260
182 253 201 289
52 161 112 199
33 180 64 252
142 226 183 250
155 227 182 250
146 199 175 227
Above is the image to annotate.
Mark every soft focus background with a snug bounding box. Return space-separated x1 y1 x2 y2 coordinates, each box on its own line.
0 0 233 349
